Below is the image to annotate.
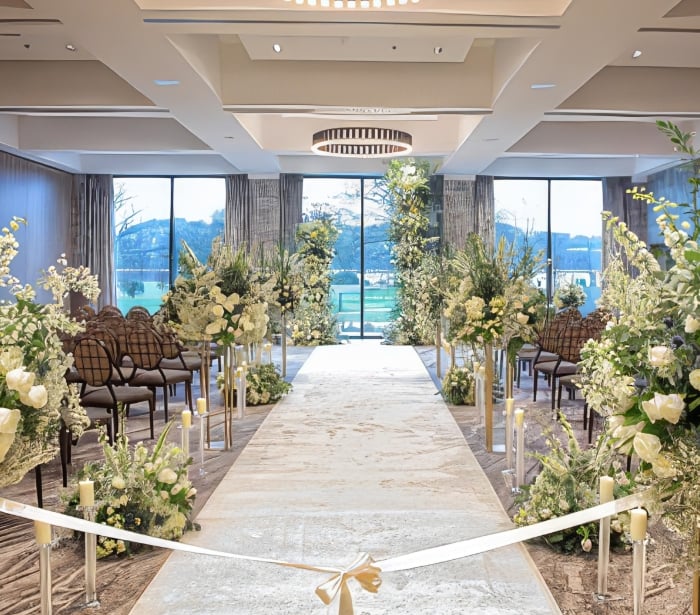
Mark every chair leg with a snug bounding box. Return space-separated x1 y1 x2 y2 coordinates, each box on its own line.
163 386 169 422
532 368 539 401
35 465 43 508
557 382 563 409
148 397 155 439
60 423 70 488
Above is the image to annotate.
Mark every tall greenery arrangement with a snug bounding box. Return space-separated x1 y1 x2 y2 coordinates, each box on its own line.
0 218 99 487
383 159 438 345
290 219 339 345
577 121 700 536
445 233 545 361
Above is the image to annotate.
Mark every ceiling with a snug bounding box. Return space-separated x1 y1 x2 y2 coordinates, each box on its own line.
1 0 699 178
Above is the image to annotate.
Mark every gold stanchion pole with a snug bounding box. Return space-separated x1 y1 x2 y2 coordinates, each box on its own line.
484 344 494 452
505 351 514 400
282 313 287 378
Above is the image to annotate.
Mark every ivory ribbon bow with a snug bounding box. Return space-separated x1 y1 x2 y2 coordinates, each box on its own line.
313 553 382 615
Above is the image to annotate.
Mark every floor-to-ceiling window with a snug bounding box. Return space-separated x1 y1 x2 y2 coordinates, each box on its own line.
494 178 603 314
302 177 396 338
113 177 225 314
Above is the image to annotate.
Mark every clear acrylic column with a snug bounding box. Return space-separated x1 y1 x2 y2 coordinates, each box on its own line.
34 520 53 615
514 408 525 493
630 507 648 615
78 479 98 606
596 476 614 599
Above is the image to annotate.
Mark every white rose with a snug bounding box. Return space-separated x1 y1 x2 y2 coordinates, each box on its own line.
5 368 35 394
641 392 684 424
648 346 673 368
515 312 529 325
0 407 21 463
19 385 48 409
633 432 662 463
685 314 700 333
0 348 23 375
112 476 126 490
157 468 178 484
690 369 700 391
212 304 224 318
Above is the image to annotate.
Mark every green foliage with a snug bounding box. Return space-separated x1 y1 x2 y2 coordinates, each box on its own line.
553 279 587 309
441 366 475 405
119 279 144 298
217 363 292 406
332 270 359 285
513 416 625 553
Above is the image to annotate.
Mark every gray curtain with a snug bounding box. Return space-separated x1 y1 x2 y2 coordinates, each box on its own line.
225 174 250 248
72 174 114 308
437 175 495 251
279 173 303 250
601 177 647 271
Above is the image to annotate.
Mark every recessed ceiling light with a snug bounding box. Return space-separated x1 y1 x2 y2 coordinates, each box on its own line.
632 49 642 59
530 83 556 89
154 79 180 86
65 44 77 52
434 46 443 55
272 43 282 53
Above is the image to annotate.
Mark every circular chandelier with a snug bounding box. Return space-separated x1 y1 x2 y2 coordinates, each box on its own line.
284 0 420 8
311 127 413 158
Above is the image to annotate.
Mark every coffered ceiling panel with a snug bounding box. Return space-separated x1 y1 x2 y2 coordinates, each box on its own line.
0 0 695 176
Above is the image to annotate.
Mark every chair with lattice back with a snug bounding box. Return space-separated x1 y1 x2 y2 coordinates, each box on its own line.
126 323 193 422
73 336 156 440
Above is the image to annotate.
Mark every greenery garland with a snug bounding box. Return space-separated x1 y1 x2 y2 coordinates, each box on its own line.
383 159 439 345
290 219 339 346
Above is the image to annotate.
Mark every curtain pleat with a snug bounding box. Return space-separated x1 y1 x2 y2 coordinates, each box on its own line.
225 174 250 247
279 174 303 250
73 174 114 308
439 175 494 250
0 151 72 304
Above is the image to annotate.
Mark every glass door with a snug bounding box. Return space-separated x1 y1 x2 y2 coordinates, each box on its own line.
302 177 396 339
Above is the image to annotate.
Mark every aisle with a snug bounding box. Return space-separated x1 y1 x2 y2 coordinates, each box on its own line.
130 342 560 615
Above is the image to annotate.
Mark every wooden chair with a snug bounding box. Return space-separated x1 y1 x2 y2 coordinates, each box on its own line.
126 305 152 322
73 336 156 439
126 324 194 422
530 308 583 401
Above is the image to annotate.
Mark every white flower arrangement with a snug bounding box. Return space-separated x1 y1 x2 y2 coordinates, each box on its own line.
0 218 99 487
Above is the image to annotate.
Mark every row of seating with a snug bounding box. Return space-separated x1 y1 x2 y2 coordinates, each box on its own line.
518 307 610 425
59 305 202 486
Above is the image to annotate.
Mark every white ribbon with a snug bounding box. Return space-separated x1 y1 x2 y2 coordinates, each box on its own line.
0 491 649 612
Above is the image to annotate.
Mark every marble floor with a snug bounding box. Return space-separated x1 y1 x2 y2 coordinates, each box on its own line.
130 341 561 614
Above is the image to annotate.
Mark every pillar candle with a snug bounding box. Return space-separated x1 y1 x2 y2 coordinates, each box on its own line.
599 476 614 504
514 408 525 427
182 409 192 429
196 397 207 415
630 508 648 541
34 520 52 545
505 398 514 416
79 479 95 507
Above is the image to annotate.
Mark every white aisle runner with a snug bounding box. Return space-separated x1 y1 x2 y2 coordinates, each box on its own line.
130 342 560 615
